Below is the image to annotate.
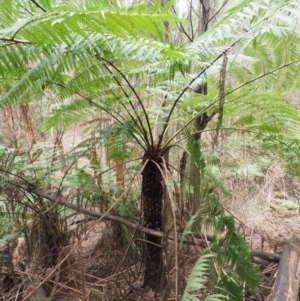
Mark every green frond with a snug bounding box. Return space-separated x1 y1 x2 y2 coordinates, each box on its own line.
1 7 179 45
182 252 227 301
180 209 202 247
211 216 261 289
227 91 300 134
41 99 98 131
216 273 244 301
0 47 65 107
0 0 185 108
180 196 223 246
204 295 227 301
102 121 138 161
182 254 225 301
260 133 300 177
220 86 300 178
187 0 300 76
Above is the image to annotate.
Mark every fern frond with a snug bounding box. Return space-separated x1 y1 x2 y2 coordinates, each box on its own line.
186 0 300 78
182 252 227 301
183 254 222 301
41 99 98 131
211 216 261 289
0 0 185 108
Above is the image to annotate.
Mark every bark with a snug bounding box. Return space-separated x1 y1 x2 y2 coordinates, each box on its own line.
198 0 211 36
20 104 36 148
4 107 19 149
5 108 14 130
90 124 102 187
115 159 124 191
141 153 164 289
53 130 66 170
268 238 300 301
180 151 188 199
162 0 170 43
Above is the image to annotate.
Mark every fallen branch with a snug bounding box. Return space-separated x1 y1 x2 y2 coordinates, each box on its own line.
268 237 300 301
19 184 280 263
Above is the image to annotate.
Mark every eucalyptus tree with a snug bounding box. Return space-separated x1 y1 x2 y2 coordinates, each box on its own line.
1 0 300 299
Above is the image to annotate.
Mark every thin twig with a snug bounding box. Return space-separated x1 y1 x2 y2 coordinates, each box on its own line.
0 37 31 44
157 39 238 150
29 0 46 12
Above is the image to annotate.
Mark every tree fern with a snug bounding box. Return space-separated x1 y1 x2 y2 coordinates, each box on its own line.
1 0 300 297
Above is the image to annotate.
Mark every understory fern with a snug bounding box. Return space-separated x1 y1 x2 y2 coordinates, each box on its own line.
182 215 261 301
180 131 260 301
182 254 226 301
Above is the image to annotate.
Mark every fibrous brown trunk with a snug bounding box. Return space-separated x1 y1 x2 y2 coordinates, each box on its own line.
142 154 164 289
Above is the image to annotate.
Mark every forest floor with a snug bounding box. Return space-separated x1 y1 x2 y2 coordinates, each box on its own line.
3 163 300 301
221 164 300 300
78 163 300 300
59 128 300 299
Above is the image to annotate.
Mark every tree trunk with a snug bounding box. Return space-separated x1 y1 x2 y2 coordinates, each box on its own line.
90 128 102 187
142 153 164 289
20 104 36 148
198 0 211 36
115 159 124 191
180 1 212 215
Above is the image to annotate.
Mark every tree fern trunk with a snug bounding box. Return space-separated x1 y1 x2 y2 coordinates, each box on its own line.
142 155 163 289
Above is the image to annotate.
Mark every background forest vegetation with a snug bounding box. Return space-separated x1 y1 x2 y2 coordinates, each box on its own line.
1 0 300 300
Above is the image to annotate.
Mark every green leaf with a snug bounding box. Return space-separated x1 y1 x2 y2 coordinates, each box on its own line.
151 0 161 14
161 0 176 13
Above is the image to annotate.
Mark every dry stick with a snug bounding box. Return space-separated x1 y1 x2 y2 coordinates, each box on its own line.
14 287 21 301
134 238 162 249
207 0 230 25
45 157 145 218
250 225 257 250
21 219 102 301
171 5 193 42
114 225 141 283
